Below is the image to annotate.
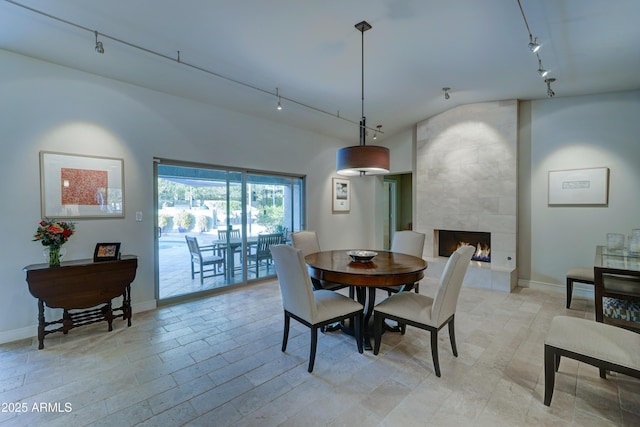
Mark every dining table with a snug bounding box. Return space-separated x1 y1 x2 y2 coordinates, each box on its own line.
305 249 428 349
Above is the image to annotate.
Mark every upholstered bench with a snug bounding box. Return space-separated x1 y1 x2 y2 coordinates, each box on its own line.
566 267 594 308
544 316 640 406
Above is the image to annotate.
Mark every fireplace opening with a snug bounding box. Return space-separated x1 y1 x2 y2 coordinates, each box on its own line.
438 230 491 262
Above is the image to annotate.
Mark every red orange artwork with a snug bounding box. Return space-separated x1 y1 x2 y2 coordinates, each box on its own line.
61 168 108 206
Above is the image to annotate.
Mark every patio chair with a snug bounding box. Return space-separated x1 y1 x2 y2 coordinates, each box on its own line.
218 228 243 264
218 228 241 241
247 233 283 277
185 236 225 284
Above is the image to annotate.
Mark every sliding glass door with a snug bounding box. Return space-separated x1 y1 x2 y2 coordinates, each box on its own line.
155 160 304 302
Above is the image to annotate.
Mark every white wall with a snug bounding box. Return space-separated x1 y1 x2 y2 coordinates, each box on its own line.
522 90 640 288
0 50 378 343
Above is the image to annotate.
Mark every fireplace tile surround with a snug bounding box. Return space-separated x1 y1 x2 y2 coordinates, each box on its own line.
415 100 518 292
437 229 491 262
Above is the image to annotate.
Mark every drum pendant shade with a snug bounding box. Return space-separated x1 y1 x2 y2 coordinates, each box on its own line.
336 20 390 177
336 145 390 176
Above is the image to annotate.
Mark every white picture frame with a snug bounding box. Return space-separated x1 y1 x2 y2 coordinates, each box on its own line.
548 167 609 206
332 177 350 213
40 151 125 218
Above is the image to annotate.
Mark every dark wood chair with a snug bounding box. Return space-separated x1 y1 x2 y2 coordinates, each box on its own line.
544 316 640 406
566 267 594 308
247 233 282 277
185 236 224 284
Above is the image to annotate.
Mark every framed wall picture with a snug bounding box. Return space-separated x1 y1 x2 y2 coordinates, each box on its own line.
40 151 124 219
548 167 609 206
332 177 350 213
93 242 121 262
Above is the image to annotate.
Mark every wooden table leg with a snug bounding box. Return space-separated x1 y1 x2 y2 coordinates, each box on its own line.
124 285 132 327
354 287 377 351
37 299 45 350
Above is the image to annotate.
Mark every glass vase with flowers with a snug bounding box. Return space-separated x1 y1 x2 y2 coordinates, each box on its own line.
33 219 76 266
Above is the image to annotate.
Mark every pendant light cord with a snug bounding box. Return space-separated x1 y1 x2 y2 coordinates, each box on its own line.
361 26 365 120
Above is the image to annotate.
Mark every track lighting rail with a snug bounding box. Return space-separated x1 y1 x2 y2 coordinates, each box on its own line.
4 0 384 133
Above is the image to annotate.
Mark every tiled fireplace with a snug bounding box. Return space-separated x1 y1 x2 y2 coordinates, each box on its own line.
415 100 518 292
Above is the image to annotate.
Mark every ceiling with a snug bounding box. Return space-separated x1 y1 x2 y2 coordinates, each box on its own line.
2 0 639 143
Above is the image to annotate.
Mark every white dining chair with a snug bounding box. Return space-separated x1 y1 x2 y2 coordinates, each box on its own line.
382 230 426 294
270 244 364 372
373 244 475 377
290 230 350 292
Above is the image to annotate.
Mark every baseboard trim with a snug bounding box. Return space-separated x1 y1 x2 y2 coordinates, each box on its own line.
518 279 594 300
0 299 158 345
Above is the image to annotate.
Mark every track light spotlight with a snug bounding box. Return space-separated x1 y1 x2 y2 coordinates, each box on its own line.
528 36 540 53
94 31 104 54
276 88 283 110
545 78 556 98
537 58 548 77
373 124 382 140
443 87 450 100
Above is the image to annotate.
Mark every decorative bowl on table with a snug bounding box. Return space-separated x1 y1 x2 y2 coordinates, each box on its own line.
347 250 378 263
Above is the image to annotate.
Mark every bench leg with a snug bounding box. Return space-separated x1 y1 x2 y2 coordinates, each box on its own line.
544 345 556 406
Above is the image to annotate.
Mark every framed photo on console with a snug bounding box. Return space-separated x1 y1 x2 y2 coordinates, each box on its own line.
93 243 121 262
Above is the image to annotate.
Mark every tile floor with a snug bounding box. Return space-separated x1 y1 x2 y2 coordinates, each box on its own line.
1 280 639 426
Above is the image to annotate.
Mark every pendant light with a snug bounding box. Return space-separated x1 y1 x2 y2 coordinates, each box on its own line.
336 21 390 177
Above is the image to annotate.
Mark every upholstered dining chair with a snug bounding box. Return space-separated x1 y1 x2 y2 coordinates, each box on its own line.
270 244 364 372
373 244 475 377
382 230 426 294
185 236 225 284
290 230 349 292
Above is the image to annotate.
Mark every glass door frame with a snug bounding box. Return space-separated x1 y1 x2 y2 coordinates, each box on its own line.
154 158 305 304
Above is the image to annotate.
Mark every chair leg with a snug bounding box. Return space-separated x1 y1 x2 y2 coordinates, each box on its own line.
282 313 290 352
199 264 204 284
190 261 195 280
566 278 573 308
430 330 441 377
309 327 318 372
373 313 383 355
354 313 363 354
544 345 555 406
599 367 607 379
414 283 419 293
448 317 458 357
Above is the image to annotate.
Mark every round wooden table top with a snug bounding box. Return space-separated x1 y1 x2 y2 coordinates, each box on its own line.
305 250 427 287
